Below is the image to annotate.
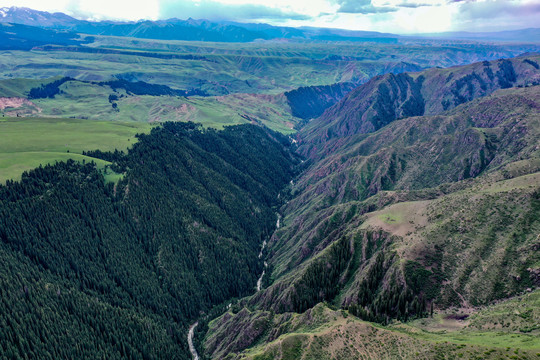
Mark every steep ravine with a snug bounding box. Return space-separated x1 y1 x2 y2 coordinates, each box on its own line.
202 77 540 359
256 213 280 291
189 211 284 358
299 54 540 159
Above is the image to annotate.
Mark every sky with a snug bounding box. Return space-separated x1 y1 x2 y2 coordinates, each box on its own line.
0 0 539 34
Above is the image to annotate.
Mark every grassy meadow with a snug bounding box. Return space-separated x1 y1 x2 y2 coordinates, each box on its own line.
0 117 153 182
27 82 297 132
0 48 362 94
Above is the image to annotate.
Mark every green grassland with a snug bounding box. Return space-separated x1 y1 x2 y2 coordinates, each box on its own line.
0 77 55 98
467 291 540 334
1 38 536 96
88 35 539 70
22 80 297 133
0 117 153 182
0 48 362 94
0 48 302 182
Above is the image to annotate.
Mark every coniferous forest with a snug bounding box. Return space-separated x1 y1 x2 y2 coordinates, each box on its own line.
0 123 300 359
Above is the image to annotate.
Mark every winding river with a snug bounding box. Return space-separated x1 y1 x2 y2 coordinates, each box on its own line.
188 212 281 359
188 322 199 360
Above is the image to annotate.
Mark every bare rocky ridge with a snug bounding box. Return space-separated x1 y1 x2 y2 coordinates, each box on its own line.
0 97 40 116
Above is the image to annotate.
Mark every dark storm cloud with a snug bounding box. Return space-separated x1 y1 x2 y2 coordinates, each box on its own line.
336 0 397 14
159 0 312 22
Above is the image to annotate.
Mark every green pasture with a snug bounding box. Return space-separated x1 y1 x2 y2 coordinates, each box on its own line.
0 49 360 95
5 79 298 133
0 117 153 183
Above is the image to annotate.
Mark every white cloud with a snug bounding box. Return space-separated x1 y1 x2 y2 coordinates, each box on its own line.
393 2 456 32
0 0 73 12
454 0 540 31
68 0 160 21
159 0 313 22
0 0 537 33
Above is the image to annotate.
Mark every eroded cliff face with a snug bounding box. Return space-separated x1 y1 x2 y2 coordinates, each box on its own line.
284 61 426 123
0 97 41 116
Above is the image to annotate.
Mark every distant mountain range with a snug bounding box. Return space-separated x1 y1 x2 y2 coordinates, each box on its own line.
0 6 398 43
1 6 538 43
0 22 92 50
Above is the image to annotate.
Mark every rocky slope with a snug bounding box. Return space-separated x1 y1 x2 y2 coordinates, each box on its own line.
256 85 540 314
205 294 540 360
299 54 540 159
284 61 425 123
202 69 540 358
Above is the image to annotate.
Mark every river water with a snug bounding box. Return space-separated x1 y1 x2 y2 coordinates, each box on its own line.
188 212 281 359
188 322 199 360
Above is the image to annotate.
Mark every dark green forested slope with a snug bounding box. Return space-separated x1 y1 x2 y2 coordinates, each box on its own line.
0 122 299 359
